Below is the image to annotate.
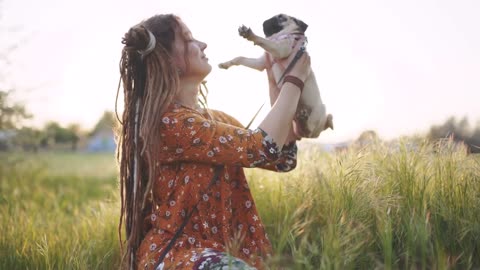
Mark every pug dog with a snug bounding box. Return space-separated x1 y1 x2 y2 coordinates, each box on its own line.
219 14 333 139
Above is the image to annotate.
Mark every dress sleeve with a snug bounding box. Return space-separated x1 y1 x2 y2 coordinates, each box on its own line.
209 109 297 172
261 141 297 172
157 109 296 171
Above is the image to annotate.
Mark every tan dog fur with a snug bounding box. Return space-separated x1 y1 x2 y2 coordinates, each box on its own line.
219 14 333 138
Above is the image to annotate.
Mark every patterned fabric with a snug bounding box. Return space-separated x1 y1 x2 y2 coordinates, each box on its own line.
156 249 257 270
137 102 298 270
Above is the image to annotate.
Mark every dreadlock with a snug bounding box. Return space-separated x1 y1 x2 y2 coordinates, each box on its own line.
117 14 182 270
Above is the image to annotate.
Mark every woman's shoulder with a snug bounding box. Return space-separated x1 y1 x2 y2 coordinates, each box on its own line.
162 103 245 128
163 102 201 118
207 108 244 128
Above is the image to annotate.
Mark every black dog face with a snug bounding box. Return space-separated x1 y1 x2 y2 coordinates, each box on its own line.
262 14 308 37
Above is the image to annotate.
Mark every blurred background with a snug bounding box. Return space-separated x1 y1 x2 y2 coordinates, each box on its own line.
1 1 480 269
1 0 479 151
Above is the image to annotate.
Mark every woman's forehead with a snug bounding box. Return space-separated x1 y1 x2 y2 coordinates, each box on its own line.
177 20 192 36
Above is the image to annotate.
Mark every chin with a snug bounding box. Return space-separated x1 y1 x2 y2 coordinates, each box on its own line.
201 64 212 77
185 63 212 81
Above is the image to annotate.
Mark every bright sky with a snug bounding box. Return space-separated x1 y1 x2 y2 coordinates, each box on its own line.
2 0 479 143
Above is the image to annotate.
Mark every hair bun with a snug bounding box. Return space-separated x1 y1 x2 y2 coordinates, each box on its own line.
122 26 150 52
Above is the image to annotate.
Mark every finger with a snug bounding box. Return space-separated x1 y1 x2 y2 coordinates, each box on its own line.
301 52 310 65
293 36 307 49
287 52 311 80
293 51 309 66
294 37 307 52
286 39 308 64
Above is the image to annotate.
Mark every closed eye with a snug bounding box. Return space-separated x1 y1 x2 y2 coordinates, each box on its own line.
183 31 194 41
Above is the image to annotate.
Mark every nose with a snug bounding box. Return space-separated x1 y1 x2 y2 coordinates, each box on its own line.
199 40 207 50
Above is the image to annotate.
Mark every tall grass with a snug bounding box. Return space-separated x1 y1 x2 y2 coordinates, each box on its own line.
1 138 479 269
248 138 480 269
0 153 121 270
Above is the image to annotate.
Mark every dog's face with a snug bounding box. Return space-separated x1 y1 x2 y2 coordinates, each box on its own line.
262 14 308 37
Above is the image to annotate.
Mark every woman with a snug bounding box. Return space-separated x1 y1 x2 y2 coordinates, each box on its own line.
117 14 310 270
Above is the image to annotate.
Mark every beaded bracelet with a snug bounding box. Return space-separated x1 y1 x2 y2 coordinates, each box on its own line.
283 75 304 92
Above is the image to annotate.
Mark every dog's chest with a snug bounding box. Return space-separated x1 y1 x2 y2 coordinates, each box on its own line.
264 34 302 86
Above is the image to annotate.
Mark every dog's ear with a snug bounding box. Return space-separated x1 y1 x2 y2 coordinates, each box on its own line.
263 15 283 37
293 17 308 33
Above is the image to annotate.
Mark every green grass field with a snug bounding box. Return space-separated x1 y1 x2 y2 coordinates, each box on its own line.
0 152 121 270
1 138 479 269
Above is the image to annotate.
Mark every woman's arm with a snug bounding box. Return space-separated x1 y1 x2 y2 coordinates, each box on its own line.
158 43 310 168
257 40 310 147
158 110 283 168
208 109 298 172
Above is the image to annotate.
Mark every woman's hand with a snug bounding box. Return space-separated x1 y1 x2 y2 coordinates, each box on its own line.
286 38 311 83
258 39 311 147
269 38 311 104
263 38 310 145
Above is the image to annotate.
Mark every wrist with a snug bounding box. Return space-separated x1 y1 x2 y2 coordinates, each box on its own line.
283 75 304 92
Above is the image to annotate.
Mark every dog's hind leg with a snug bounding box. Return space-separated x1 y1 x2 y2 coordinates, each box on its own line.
324 114 334 130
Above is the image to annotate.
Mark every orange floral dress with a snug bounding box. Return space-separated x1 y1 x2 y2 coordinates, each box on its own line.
137 102 298 270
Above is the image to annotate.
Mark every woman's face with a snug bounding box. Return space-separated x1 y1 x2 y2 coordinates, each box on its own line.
172 20 211 80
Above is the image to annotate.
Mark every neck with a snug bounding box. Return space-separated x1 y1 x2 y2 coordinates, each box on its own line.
175 78 201 109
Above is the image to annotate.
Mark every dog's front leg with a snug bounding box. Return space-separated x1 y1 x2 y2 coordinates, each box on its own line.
218 55 267 71
238 25 293 59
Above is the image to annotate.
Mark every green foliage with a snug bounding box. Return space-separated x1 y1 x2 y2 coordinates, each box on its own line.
0 90 31 131
91 111 117 136
12 126 43 151
40 121 81 150
428 116 480 153
1 139 480 269
0 92 84 151
248 138 480 269
0 153 121 270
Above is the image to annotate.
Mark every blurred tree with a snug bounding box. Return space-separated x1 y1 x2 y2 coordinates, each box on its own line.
428 116 469 141
428 116 480 153
42 121 79 149
0 0 31 135
13 126 43 152
466 126 480 153
0 90 31 130
66 123 81 151
42 122 61 147
355 130 380 147
91 111 116 135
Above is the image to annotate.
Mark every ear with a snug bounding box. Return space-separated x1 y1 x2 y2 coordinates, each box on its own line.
293 18 309 33
263 15 283 37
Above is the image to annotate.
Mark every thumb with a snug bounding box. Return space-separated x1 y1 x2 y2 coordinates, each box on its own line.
285 36 307 65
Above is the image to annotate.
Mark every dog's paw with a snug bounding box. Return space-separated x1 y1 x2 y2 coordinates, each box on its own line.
238 25 254 40
218 62 232 69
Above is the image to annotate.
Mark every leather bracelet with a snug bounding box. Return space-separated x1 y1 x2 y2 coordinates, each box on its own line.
283 75 304 92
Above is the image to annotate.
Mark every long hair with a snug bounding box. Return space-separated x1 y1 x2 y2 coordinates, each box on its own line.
117 14 182 270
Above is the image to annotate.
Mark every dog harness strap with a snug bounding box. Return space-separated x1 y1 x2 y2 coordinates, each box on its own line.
152 166 223 270
245 102 265 129
276 43 306 86
247 35 307 131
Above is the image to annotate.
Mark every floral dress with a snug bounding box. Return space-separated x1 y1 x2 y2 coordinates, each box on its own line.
137 102 298 270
